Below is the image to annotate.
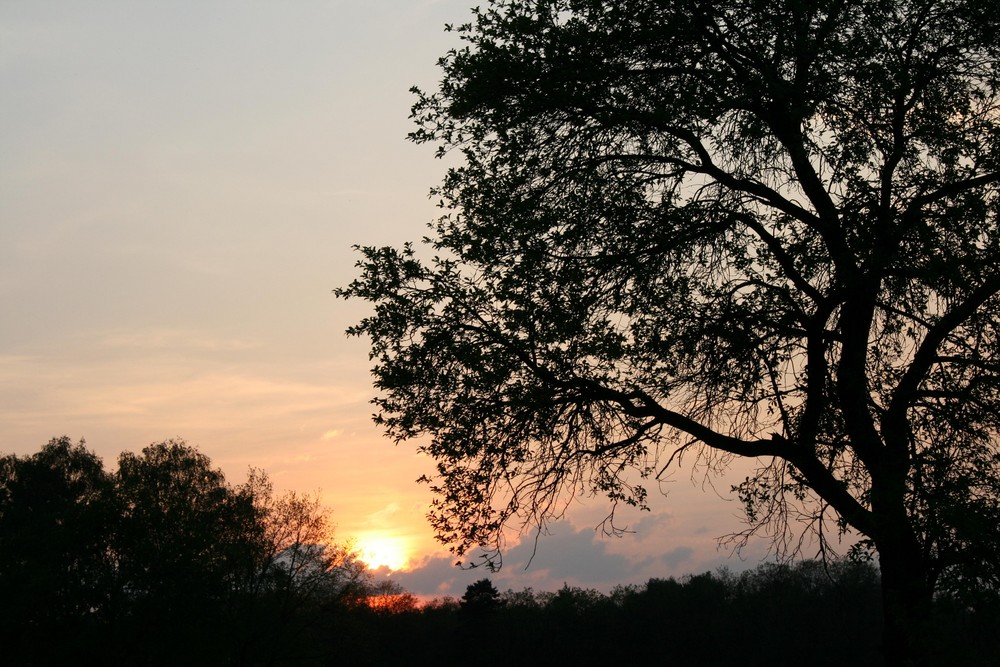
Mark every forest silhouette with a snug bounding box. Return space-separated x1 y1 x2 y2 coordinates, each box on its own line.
2 438 998 665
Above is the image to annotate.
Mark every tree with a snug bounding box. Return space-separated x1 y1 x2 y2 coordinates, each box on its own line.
0 438 116 662
461 578 504 614
0 438 368 664
339 1 1000 664
116 440 248 598
114 440 264 662
233 468 370 664
253 474 367 605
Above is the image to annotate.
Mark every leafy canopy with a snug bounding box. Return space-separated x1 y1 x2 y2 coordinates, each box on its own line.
341 0 1000 583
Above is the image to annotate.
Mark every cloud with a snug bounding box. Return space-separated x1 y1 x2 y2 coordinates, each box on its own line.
630 510 676 540
365 503 403 527
662 546 695 569
98 328 260 352
388 555 479 598
501 521 634 582
392 519 660 598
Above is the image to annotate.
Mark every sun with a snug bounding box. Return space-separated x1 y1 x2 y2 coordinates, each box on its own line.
356 534 410 571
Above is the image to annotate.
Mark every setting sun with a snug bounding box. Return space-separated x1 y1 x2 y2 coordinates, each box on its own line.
356 534 410 571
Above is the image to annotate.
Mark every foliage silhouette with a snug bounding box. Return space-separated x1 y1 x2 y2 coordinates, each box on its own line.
3 440 997 664
460 577 503 613
360 579 422 614
114 440 256 662
0 438 370 666
339 1 1000 663
0 438 116 662
331 559 997 667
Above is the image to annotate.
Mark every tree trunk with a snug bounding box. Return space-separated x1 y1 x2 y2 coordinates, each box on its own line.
878 538 935 667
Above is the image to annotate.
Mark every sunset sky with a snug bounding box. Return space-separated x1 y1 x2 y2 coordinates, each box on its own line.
0 0 799 598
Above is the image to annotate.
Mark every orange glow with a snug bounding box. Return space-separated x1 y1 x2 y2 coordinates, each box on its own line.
362 593 420 613
356 533 410 571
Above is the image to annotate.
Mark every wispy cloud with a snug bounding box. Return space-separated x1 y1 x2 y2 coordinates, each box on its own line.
98 328 260 352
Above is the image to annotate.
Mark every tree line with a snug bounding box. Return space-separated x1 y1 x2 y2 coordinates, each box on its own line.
3 438 998 665
340 563 998 666
0 437 374 666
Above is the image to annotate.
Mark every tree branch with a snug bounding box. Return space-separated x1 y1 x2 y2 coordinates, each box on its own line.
903 171 1000 224
665 126 825 229
885 275 1000 450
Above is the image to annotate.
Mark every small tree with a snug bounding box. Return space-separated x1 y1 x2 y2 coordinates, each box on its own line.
340 1 1000 664
242 470 357 599
229 468 367 663
461 578 504 614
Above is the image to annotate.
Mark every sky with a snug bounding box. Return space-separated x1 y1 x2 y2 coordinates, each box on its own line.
0 0 803 598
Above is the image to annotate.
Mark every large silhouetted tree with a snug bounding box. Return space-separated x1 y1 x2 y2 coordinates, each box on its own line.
340 1 1000 664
